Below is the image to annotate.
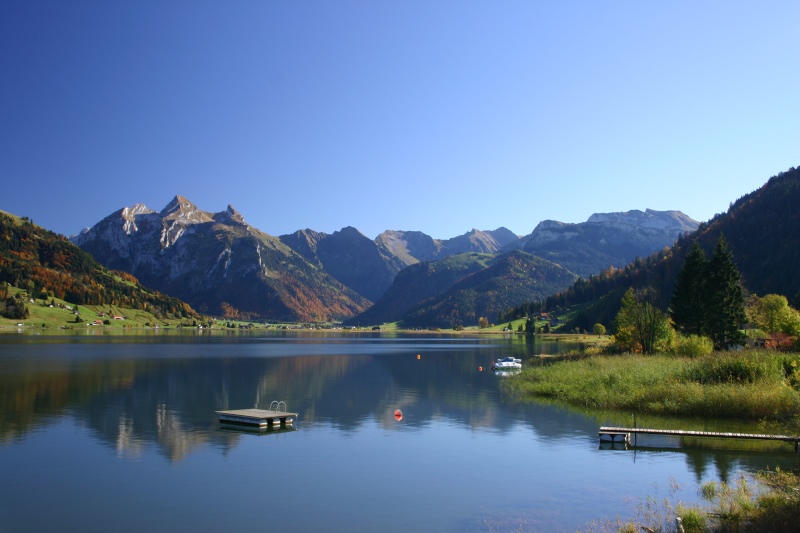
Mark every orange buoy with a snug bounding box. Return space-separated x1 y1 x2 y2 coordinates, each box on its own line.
417 354 421 360
394 409 403 421
478 366 483 371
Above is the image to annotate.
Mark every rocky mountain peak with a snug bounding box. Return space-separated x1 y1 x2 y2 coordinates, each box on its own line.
160 195 212 224
334 226 368 241
214 204 245 224
532 220 568 232
122 203 155 220
586 209 698 232
512 209 700 277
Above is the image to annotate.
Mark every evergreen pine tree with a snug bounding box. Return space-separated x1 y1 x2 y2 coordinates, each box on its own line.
705 234 746 350
670 241 708 335
525 316 534 335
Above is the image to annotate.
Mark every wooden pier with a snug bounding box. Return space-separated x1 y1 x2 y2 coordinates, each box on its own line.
599 426 800 451
217 408 298 429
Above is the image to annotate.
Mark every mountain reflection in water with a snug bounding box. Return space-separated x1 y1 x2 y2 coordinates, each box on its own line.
0 334 795 532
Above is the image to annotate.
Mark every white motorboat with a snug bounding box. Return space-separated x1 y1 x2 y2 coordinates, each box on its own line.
491 356 522 371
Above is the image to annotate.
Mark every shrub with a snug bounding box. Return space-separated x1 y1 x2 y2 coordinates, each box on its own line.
672 334 714 358
765 332 800 352
780 356 800 389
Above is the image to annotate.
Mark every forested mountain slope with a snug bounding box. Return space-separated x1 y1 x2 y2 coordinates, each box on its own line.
355 250 578 329
347 253 496 326
500 166 800 331
402 251 578 329
0 211 197 319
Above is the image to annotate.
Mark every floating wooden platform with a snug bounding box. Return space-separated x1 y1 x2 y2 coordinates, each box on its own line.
216 408 298 428
219 422 297 435
599 426 800 451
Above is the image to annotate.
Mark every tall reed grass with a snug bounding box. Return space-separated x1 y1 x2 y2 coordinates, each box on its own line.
506 350 800 420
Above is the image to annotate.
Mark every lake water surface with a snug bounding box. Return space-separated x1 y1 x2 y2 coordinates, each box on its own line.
0 332 796 532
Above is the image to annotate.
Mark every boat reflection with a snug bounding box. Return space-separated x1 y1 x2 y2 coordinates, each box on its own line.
492 368 521 377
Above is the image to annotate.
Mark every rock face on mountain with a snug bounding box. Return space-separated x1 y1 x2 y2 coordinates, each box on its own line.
279 226 405 302
508 209 699 278
72 196 369 321
375 227 519 266
375 230 442 267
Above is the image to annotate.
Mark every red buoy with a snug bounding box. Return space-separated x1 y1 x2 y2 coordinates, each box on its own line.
478 366 483 371
394 409 403 421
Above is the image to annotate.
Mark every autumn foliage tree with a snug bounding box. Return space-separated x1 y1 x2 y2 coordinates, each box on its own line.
748 294 800 336
613 287 672 354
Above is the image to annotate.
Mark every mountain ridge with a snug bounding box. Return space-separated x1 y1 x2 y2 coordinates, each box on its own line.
69 195 697 323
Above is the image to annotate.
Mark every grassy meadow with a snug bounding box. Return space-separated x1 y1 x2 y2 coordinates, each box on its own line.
0 287 194 330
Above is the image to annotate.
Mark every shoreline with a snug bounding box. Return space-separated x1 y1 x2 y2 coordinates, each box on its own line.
0 323 609 343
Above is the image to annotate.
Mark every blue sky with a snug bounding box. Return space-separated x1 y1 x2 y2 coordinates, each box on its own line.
2 2 798 240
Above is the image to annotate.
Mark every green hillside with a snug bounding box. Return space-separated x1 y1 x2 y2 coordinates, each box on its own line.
347 252 495 326
0 211 199 325
400 250 578 329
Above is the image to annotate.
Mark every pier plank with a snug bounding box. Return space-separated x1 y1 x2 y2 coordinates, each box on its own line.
599 426 800 447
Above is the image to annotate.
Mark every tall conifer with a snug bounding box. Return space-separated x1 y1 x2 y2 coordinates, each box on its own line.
705 234 746 349
670 241 708 335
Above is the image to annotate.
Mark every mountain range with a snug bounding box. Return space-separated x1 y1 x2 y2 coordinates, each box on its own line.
501 166 800 333
71 197 369 321
71 197 697 325
506 209 698 278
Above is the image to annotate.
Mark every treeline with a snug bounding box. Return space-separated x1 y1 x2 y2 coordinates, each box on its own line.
499 166 800 332
498 244 682 330
0 213 198 320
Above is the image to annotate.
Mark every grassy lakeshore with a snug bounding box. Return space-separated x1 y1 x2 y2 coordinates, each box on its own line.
504 350 800 421
507 350 800 532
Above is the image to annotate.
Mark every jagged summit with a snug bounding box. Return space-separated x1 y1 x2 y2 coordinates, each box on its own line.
159 195 212 224
374 227 518 266
160 195 190 215
215 204 245 224
334 226 368 239
122 203 155 219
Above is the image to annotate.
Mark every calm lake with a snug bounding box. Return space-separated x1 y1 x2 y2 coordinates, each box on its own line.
0 332 796 532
